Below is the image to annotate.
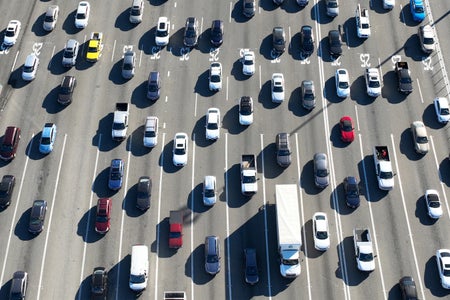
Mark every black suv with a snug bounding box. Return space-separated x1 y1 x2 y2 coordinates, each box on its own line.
91 267 108 299
10 271 28 300
300 25 314 56
58 75 76 105
210 20 224 47
183 17 199 48
28 200 47 234
328 30 342 58
0 175 15 208
272 27 286 54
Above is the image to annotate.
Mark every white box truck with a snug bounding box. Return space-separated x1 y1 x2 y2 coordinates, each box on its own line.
275 184 302 278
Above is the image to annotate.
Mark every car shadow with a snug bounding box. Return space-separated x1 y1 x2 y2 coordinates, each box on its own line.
194 69 215 98
403 34 426 62
76 206 104 243
14 208 35 241
415 195 437 226
358 156 389 202
338 237 371 286
123 182 147 218
401 4 421 27
48 48 70 76
8 68 29 89
25 133 47 161
161 139 184 174
329 123 348 149
422 103 444 130
74 41 94 71
0 278 12 300
31 13 50 37
231 59 249 81
92 167 119 199
166 28 186 57
193 115 216 148
130 80 153 109
288 32 303 61
138 26 157 55
61 10 82 35
311 1 332 24
93 113 121 152
439 158 450 188
330 182 356 216
302 219 325 259
259 34 276 61
324 75 344 104
222 105 247 135
350 75 376 105
398 128 423 161
42 85 66 114
383 70 407 104
258 80 279 109
129 125 152 157
288 86 307 117
261 142 284 179
300 160 322 195
187 183 211 213
186 244 215 284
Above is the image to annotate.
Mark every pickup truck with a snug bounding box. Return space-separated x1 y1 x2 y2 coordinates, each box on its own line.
241 154 257 196
373 146 394 190
164 291 186 300
86 32 103 62
111 103 129 141
353 228 375 272
395 61 413 94
169 210 183 249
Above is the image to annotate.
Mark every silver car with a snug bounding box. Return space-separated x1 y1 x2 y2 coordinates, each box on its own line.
276 133 291 167
313 153 329 188
410 121 429 154
205 236 220 275
301 80 316 110
121 50 136 79
62 39 79 67
43 5 59 31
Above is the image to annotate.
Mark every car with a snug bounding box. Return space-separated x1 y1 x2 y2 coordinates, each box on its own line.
434 97 450 123
39 123 57 154
58 76 76 105
74 1 90 28
205 236 220 275
205 108 221 140
418 25 435 54
143 116 158 147
325 0 339 17
301 80 316 110
3 20 21 46
86 32 103 62
28 200 47 234
383 0 395 10
147 71 161 101
436 249 450 289
356 4 371 38
312 212 330 251
241 50 255 76
136 176 151 211
425 189 443 219
399 276 418 300
300 25 314 56
410 0 425 22
173 133 188 166
129 0 144 24
203 175 217 206
314 153 329 188
43 5 59 31
22 53 39 81
0 175 15 208
244 248 259 285
276 133 291 167
239 96 254 125
0 126 21 161
410 121 429 154
121 50 136 79
343 176 360 208
271 73 285 103
243 0 256 17
209 62 222 91
328 30 342 58
272 26 286 55
339 116 355 143
108 159 124 190
155 16 170 46
210 20 224 47
183 17 199 48
365 68 381 97
91 267 108 298
335 68 350 98
95 198 111 234
10 271 27 300
62 39 79 67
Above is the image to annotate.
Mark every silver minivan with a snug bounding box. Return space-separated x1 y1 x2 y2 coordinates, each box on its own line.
143 116 158 147
205 236 220 275
129 0 144 24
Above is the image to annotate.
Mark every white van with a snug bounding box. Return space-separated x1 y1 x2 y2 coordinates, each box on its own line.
129 245 148 292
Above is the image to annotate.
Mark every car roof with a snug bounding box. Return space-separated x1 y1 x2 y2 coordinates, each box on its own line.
204 175 216 188
25 53 37 66
42 123 55 137
314 153 327 167
329 30 339 39
346 176 357 185
46 5 58 15
66 39 78 48
436 97 449 108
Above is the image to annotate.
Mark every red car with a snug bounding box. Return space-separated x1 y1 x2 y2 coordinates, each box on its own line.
95 198 111 234
339 116 355 142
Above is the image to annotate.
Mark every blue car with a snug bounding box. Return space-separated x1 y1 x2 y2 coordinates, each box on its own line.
39 123 57 154
108 159 124 190
410 0 425 22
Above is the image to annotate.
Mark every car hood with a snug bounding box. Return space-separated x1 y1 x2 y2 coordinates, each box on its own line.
239 114 253 125
29 222 42 233
122 69 134 79
272 91 284 102
3 36 16 45
337 87 349 98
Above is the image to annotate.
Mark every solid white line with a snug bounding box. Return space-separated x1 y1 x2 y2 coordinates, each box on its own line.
174 1 177 8
111 40 116 62
167 71 170 77
165 95 168 103
355 105 361 132
430 135 450 218
37 133 67 300
229 2 232 23
191 133 196 300
345 27 350 49
416 78 424 104
224 133 232 299
0 133 33 286
378 57 383 81
194 93 198 117
155 133 166 300
400 5 405 25
48 45 56 69
226 76 229 101
10 50 19 72
389 134 425 300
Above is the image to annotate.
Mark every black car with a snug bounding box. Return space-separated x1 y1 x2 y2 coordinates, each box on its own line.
243 0 256 18
244 248 259 285
300 25 314 56
10 271 28 300
272 26 286 54
399 276 418 300
344 176 360 208
28 200 47 234
328 30 342 58
136 176 152 211
0 175 15 208
183 17 199 48
57 75 76 105
91 267 108 299
210 20 224 47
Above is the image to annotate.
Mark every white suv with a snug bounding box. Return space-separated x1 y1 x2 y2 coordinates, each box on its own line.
155 17 170 46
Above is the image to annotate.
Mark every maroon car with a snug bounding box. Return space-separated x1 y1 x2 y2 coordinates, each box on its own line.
95 198 111 234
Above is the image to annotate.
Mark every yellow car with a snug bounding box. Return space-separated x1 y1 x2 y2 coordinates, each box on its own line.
86 32 103 62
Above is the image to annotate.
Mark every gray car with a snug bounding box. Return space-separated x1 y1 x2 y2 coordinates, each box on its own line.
183 17 199 48
205 236 220 275
301 80 316 110
10 271 28 300
28 200 47 234
272 27 286 54
58 75 76 105
136 176 151 210
121 50 136 79
62 39 79 67
276 133 291 167
314 153 329 188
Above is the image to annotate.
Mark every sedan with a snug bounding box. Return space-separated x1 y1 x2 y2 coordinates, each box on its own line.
95 198 111 234
272 26 286 55
301 80 316 110
210 20 224 47
74 1 90 29
0 175 15 208
3 20 21 46
344 176 360 208
410 121 429 154
209 62 222 91
39 123 57 154
436 249 450 289
155 17 170 46
313 212 330 251
434 97 450 123
418 25 435 54
10 271 28 300
300 25 314 56
339 116 354 143
399 276 418 300
410 0 425 22
28 200 47 234
244 248 259 285
335 68 350 98
328 30 342 58
205 108 221 140
121 50 136 79
136 176 151 211
239 96 253 125
313 153 329 188
425 189 442 219
183 17 199 48
241 50 255 76
43 5 59 31
271 73 285 103
108 159 124 190
173 133 188 166
91 267 108 298
58 75 76 105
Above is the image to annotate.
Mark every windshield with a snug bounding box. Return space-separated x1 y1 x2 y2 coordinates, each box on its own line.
112 122 125 130
204 189 215 198
282 257 299 266
88 46 97 53
240 105 252 115
76 13 86 20
148 85 158 92
359 252 373 262
339 81 349 89
41 137 51 145
304 92 314 101
1 144 13 152
156 30 168 37
317 169 328 177
96 215 108 223
110 172 121 181
207 255 218 263
347 185 358 196
174 148 186 155
207 122 218 130
380 171 393 179
369 81 380 88
145 131 156 138
441 108 450 115
278 149 290 156
123 63 133 71
423 37 434 45
273 86 283 93
186 29 196 38
130 8 141 16
244 59 254 66
243 175 256 184
417 136 428 144
23 66 34 73
342 121 352 131
44 16 54 22
362 23 369 29
210 75 220 83
5 30 15 37
415 7 424 13
429 200 440 208
130 274 146 284
63 50 74 58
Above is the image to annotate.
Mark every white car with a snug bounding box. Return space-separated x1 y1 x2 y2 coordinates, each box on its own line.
209 62 222 91
410 121 429 154
43 5 59 31
436 249 450 289
203 175 217 206
434 97 450 123
241 50 255 76
365 68 381 97
173 133 188 166
313 212 330 251
335 68 350 98
143 116 158 147
271 73 285 103
383 0 395 9
239 96 253 125
74 1 90 29
155 17 170 46
356 4 371 38
3 20 21 46
418 25 435 54
425 189 443 219
205 108 221 140
22 53 40 81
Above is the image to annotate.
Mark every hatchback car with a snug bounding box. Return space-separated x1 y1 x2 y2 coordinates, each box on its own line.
276 133 291 167
205 236 220 275
300 25 314 56
243 0 256 17
301 80 316 110
62 39 79 67
418 25 435 54
129 0 144 24
43 5 59 31
209 62 222 91
74 1 90 28
244 248 259 285
108 159 124 190
343 176 360 208
425 189 442 219
241 50 255 76
10 271 27 300
136 176 151 211
28 200 47 234
339 116 355 143
325 0 339 16
210 20 224 47
155 16 170 46
95 198 111 234
57 76 76 105
410 121 429 154
328 30 342 58
410 0 425 22
143 116 158 147
335 68 350 98
272 27 286 55
91 267 108 298
239 96 254 125
3 20 21 46
122 50 136 79
22 53 39 81
436 249 450 289
173 133 188 166
203 175 217 206
271 73 285 103
0 175 15 208
0 126 21 161
399 276 418 300
313 212 330 251
183 17 199 48
434 97 450 123
314 153 329 188
205 108 221 140
39 123 57 154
